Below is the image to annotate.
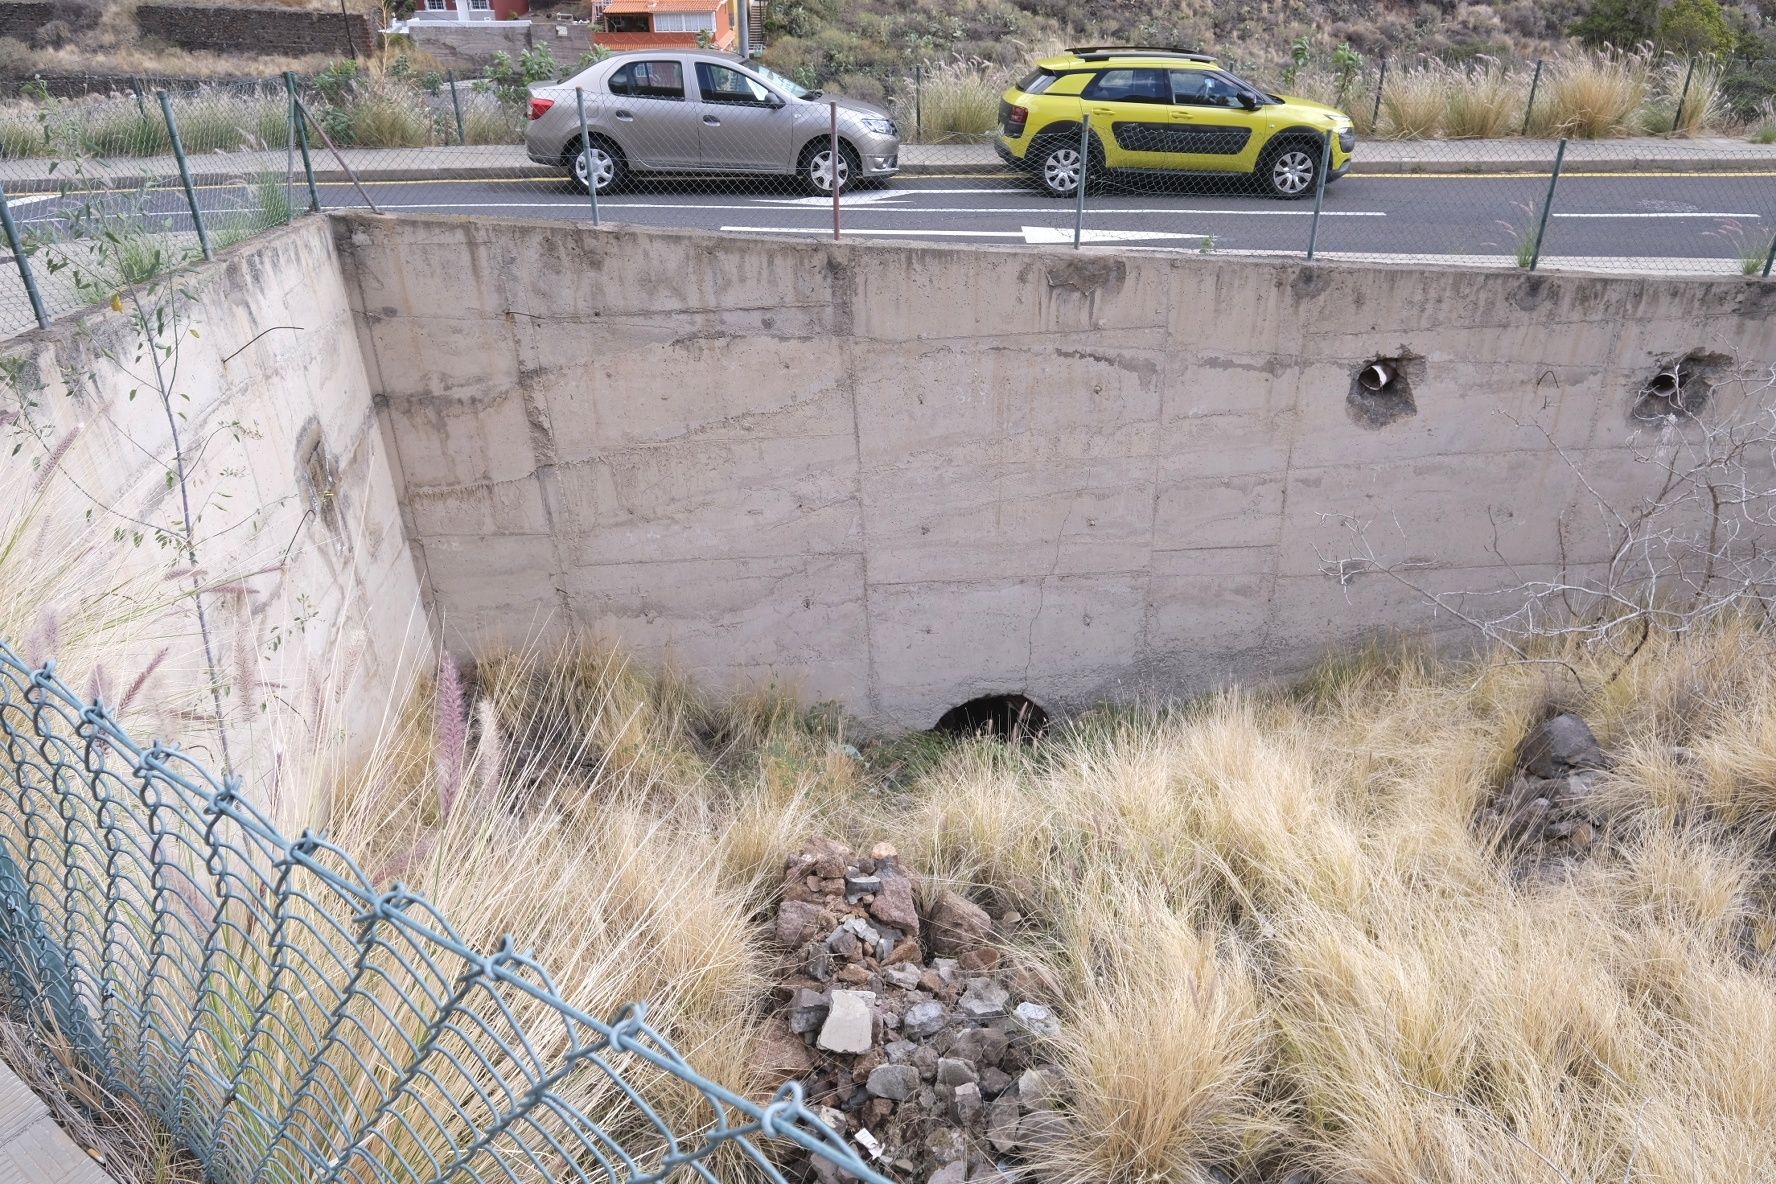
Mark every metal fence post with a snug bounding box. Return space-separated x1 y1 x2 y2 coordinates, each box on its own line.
130 76 147 120
1306 131 1332 260
576 88 599 226
1073 114 1089 248
914 62 922 141
830 99 840 242
1761 232 1776 279
448 69 466 145
285 72 321 213
158 90 212 260
1521 58 1543 136
1370 55 1387 131
1671 57 1696 133
1528 137 1566 272
0 183 49 330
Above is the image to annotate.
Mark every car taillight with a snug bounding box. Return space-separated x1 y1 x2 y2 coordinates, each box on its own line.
528 97 554 120
1009 104 1028 126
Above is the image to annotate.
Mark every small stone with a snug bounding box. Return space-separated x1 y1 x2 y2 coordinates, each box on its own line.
1517 712 1606 779
925 1126 967 1165
885 937 922 966
979 1065 1014 1097
950 1026 1010 1067
844 916 883 945
1567 820 1595 850
865 1063 920 1100
818 989 876 1054
929 891 996 955
936 1056 980 1087
1016 1110 1069 1154
805 838 854 880
911 1044 940 1080
815 1104 848 1132
903 1000 948 1039
869 841 899 863
835 963 874 986
919 969 945 994
846 873 884 896
807 947 834 981
885 964 924 990
933 958 961 984
949 1081 983 1125
788 988 829 1035
1016 1068 1056 1110
1013 1001 1060 1039
885 1039 919 1063
987 1095 1021 1151
928 1164 967 1184
958 947 1001 972
959 978 1011 1019
754 1018 816 1083
869 870 921 934
827 928 862 959
777 900 834 949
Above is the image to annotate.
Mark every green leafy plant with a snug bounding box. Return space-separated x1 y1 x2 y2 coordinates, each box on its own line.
1280 36 1312 88
1331 43 1363 105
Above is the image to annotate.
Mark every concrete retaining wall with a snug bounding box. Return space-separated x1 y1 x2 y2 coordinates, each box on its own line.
136 3 376 59
335 214 1776 730
404 19 536 68
3 218 430 821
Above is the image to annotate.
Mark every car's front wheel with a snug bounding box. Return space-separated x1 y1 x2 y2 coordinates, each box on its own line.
1257 140 1319 199
1029 133 1097 199
568 137 625 195
800 139 861 196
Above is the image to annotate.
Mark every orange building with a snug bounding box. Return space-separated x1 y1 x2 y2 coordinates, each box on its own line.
592 0 736 50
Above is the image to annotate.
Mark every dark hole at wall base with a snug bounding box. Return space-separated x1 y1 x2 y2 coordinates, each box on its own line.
1631 351 1732 424
933 695 1050 741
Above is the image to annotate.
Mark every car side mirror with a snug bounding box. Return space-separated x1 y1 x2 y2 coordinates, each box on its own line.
1239 93 1259 110
766 94 786 109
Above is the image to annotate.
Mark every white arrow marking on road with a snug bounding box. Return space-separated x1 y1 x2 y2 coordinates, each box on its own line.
755 190 913 206
3 193 58 208
1019 226 1206 244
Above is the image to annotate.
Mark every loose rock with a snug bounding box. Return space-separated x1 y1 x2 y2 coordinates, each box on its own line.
1013 1001 1059 1039
903 1000 948 1039
866 1063 921 1101
1517 712 1606 778
777 900 834 948
928 891 995 955
870 870 921 934
959 978 1011 1019
819 989 876 1054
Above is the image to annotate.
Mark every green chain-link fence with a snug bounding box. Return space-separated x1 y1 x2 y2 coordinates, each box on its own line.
0 637 890 1184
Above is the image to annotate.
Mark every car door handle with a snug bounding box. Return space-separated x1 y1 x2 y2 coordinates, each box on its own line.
703 115 721 126
614 110 633 121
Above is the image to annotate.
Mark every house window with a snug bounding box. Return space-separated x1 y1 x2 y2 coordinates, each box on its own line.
468 0 491 8
425 0 447 10
654 11 715 31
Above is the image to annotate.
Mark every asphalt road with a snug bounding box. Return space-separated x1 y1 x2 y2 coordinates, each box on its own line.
12 167 1776 272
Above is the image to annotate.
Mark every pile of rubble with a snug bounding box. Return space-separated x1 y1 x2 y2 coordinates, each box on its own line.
757 839 1070 1184
1479 712 1610 854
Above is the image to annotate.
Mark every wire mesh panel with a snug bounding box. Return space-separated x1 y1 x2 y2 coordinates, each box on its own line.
0 638 891 1184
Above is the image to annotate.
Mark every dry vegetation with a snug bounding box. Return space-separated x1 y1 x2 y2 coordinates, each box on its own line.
299 616 1776 1183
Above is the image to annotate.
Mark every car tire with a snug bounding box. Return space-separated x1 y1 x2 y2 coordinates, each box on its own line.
799 139 861 196
567 136 625 195
1257 139 1319 200
1029 132 1094 199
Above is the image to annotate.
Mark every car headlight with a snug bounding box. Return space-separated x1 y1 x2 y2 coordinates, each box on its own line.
861 117 897 136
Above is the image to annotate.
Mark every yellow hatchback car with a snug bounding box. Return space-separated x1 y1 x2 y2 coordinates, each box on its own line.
996 47 1356 198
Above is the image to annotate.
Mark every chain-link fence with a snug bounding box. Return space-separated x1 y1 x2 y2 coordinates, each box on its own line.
0 637 891 1184
0 48 1773 337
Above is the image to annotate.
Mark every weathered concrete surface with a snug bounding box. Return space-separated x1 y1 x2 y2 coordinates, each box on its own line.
336 213 1775 729
3 218 431 820
0 1065 109 1184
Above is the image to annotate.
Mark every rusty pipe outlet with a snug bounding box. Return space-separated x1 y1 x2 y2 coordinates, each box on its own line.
1647 368 1682 397
1358 362 1396 392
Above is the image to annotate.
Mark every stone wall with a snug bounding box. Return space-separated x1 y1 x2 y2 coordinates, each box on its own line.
0 1 59 42
334 213 1776 731
136 3 376 59
3 217 431 825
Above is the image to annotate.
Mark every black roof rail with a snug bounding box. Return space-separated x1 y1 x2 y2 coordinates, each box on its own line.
1065 45 1219 62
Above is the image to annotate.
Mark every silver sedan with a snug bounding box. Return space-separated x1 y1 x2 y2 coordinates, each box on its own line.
525 51 900 195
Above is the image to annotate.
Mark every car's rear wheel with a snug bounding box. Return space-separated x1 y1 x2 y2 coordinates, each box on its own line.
800 139 861 196
1257 140 1319 199
567 137 625 195
1029 132 1098 199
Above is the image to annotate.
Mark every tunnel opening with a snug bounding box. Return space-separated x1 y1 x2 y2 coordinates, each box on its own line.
933 694 1050 741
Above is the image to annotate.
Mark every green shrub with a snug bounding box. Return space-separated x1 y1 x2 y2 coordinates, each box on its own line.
344 93 433 147
0 110 48 159
1655 0 1735 57
461 103 522 145
78 108 170 157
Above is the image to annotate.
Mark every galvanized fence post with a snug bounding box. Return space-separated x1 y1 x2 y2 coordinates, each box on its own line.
1671 57 1696 134
1073 113 1089 248
1370 55 1387 131
1528 137 1566 272
576 87 599 226
1306 130 1332 261
1521 58 1543 136
158 90 212 260
130 76 147 120
285 72 321 213
914 62 922 141
448 69 466 145
830 99 841 242
1761 232 1776 279
0 183 50 331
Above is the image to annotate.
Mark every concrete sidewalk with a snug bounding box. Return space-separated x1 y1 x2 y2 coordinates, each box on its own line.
1 135 1772 192
0 1064 109 1184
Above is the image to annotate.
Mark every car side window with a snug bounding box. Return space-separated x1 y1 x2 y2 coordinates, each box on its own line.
1170 70 1241 108
1081 68 1168 105
618 60 685 101
696 63 773 105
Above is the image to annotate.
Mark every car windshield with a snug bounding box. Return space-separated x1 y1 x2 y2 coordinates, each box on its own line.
744 60 810 99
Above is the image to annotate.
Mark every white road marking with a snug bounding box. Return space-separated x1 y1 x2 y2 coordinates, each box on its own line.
3 193 57 208
753 191 913 205
1020 226 1206 243
721 225 1027 238
1551 211 1762 219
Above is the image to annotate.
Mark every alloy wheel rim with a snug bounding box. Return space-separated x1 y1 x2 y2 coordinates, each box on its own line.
1275 150 1314 194
1044 147 1081 192
811 149 848 192
577 148 614 190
